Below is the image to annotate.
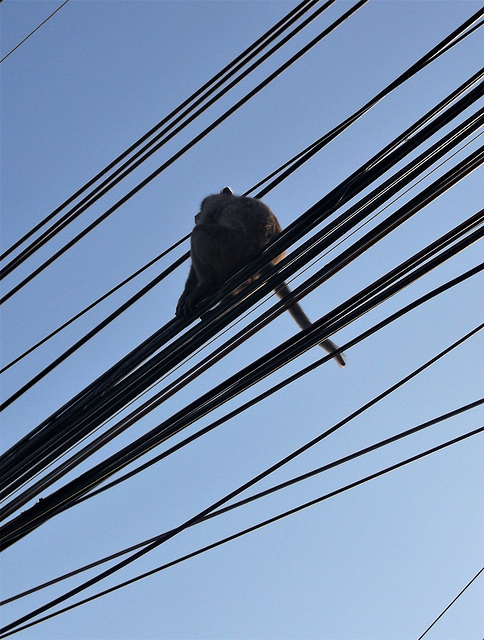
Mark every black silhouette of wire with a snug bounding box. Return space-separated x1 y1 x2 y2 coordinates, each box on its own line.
2 247 482 546
417 566 484 639
3 60 481 372
0 0 323 263
0 233 190 374
1 84 481 503
0 0 355 292
1 426 481 638
2 397 481 606
0 0 71 64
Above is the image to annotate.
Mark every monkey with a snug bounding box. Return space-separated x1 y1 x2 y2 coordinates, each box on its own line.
176 188 345 367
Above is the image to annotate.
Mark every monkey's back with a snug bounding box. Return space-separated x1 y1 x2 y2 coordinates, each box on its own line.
199 194 281 244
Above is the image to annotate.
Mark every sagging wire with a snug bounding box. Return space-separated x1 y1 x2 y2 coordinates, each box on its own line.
0 0 367 302
0 0 323 264
2 397 482 606
1 424 481 638
3 58 481 374
4 87 480 502
1 223 482 547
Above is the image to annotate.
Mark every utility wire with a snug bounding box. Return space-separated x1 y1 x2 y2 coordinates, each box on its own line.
0 0 351 288
1 86 481 499
3 61 481 375
2 245 482 545
417 566 484 639
0 0 322 263
1 426 481 638
3 152 481 518
3 92 481 410
1 3 479 299
0 234 190 374
2 397 481 606
6 1 480 302
0 0 71 64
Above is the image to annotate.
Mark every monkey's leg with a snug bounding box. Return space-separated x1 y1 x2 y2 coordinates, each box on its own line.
178 224 244 317
274 282 346 367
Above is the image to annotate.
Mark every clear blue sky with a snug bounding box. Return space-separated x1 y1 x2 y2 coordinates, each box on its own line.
1 1 483 639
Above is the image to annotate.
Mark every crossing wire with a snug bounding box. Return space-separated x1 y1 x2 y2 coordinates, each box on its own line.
1 4 480 303
1 83 482 499
417 566 484 639
3 3 481 303
3 86 481 410
0 0 323 263
1 6 482 635
2 148 482 518
2 397 482 606
1 224 482 547
1 427 481 638
0 0 71 64
0 0 363 296
2 53 481 375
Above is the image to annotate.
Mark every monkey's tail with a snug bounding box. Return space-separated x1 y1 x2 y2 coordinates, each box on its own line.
274 282 346 368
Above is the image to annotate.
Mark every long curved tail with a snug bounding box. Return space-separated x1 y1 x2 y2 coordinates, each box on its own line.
274 282 346 368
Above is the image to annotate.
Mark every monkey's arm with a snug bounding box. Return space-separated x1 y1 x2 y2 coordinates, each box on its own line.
176 265 201 318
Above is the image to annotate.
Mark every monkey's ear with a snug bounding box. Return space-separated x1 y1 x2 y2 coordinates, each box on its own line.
220 186 234 195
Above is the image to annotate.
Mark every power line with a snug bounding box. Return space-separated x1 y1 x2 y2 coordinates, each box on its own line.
2 248 482 545
0 0 71 64
0 0 322 262
3 60 481 375
3 91 481 409
1 91 481 505
2 397 482 606
1 426 481 638
6 1 480 302
417 566 484 639
0 0 346 284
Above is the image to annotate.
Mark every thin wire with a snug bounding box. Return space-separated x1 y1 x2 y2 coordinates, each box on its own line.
0 0 349 287
0 234 190 374
0 0 71 64
4 66 481 375
5 134 476 507
0 0 322 262
4 132 475 508
4 99 479 408
417 566 484 639
1 427 481 639
2 258 481 544
1 138 481 508
2 397 481 607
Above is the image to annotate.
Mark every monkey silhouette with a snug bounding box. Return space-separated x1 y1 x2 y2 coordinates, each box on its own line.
176 188 345 367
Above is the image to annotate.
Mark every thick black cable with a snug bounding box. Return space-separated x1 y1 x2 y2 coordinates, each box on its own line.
0 0 321 263
1 427 481 639
0 0 357 295
2 397 481 606
0 0 71 64
417 566 484 640
246 20 484 198
2 246 481 544
2 90 480 496
4 63 481 375
0 233 190 374
4 156 480 516
1 79 482 480
3 97 480 411
4 4 481 273
0 253 189 409
1 5 480 299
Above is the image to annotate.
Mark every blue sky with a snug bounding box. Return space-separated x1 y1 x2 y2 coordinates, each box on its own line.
1 1 483 638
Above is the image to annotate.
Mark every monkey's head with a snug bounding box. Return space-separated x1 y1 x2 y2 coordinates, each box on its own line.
195 187 235 224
